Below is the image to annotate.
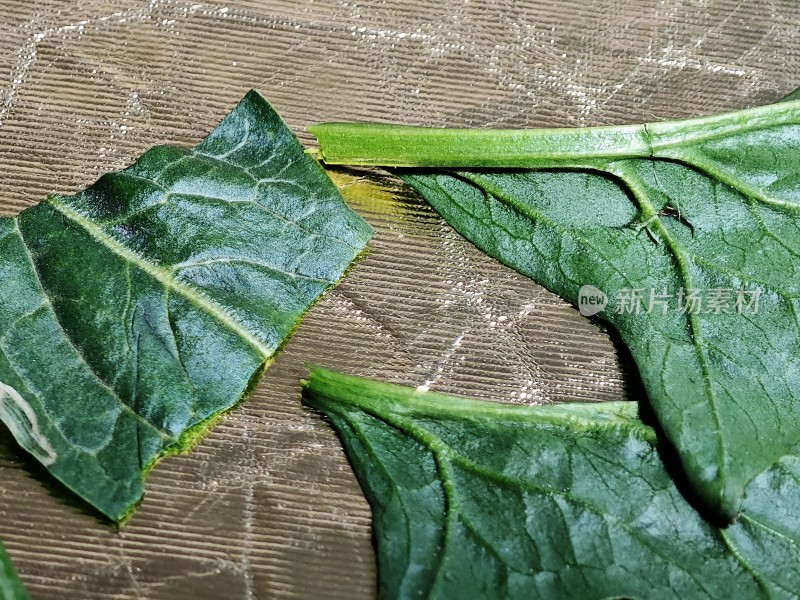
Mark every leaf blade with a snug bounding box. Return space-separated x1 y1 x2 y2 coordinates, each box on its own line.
304 368 799 600
0 90 372 520
0 540 28 600
334 94 800 521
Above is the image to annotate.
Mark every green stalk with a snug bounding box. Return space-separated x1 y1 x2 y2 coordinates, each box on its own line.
308 98 800 168
303 366 644 433
308 122 649 168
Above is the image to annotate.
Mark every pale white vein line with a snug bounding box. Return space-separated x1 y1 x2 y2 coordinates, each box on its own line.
171 257 331 284
48 198 272 358
0 302 48 346
0 380 57 466
215 121 252 159
257 156 299 180
152 154 194 186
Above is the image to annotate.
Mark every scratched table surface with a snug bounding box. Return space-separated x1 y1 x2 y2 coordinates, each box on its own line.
0 1 797 598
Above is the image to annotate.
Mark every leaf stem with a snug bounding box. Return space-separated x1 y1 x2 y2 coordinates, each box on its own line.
303 366 647 436
308 122 650 167
309 98 800 168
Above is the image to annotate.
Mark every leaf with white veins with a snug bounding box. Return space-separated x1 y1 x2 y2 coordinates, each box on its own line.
0 90 372 520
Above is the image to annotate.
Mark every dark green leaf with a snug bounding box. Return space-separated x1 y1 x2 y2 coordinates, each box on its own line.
303 367 800 600
0 90 372 520
779 88 800 103
311 91 800 522
0 541 27 600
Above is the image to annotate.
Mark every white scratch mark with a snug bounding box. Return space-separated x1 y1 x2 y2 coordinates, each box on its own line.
417 330 468 392
0 381 57 466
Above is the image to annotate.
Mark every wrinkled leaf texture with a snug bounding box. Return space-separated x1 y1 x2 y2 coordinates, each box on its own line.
304 367 800 600
0 90 372 520
312 90 800 522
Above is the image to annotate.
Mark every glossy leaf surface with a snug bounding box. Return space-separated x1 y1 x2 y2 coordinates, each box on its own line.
0 91 372 520
303 367 800 600
312 92 800 521
0 541 27 600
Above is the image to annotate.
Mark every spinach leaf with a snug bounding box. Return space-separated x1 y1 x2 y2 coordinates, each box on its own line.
0 90 372 521
303 367 800 600
310 92 800 522
0 541 27 600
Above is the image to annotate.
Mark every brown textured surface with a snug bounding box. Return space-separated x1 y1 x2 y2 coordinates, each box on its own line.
0 1 797 598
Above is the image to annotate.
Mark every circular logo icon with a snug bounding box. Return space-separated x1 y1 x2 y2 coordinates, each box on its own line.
578 285 607 317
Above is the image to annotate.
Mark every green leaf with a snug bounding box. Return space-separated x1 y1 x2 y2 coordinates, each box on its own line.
311 91 800 522
303 367 800 600
0 541 27 600
0 90 372 521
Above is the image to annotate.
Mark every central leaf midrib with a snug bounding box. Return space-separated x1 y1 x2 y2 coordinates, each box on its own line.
47 197 271 358
612 163 731 499
382 408 720 598
342 411 432 591
719 528 774 597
